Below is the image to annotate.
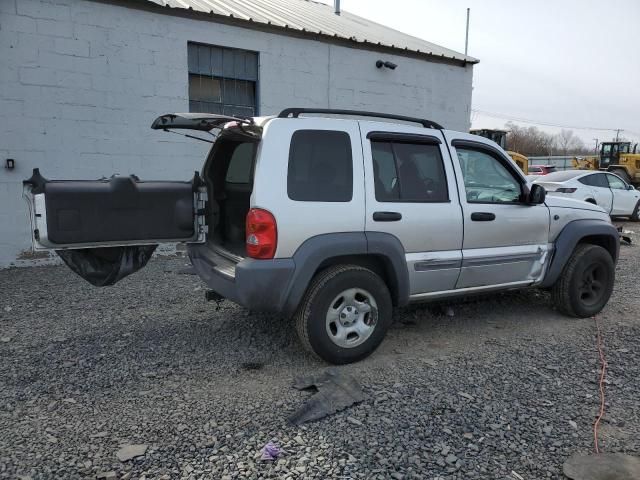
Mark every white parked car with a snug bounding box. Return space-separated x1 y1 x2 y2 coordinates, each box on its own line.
533 170 640 221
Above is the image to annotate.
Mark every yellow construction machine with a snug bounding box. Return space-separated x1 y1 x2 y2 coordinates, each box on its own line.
573 141 640 186
469 129 529 174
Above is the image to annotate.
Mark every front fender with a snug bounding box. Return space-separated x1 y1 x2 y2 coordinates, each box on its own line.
541 219 619 288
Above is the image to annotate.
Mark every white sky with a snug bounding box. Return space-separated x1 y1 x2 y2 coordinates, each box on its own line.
326 0 640 145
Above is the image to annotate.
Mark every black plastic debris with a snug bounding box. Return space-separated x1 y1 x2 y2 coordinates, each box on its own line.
563 453 640 480
57 245 157 287
288 368 365 425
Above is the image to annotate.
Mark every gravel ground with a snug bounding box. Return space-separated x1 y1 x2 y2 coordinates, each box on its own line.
1 222 639 480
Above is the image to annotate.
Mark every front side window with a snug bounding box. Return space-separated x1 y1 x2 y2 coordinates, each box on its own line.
188 43 258 116
607 174 627 190
456 148 522 203
287 130 353 202
371 140 448 202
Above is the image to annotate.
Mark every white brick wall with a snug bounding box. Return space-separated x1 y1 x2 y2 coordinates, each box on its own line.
0 0 474 266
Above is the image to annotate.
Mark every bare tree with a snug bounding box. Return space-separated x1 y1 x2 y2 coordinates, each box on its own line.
505 123 589 156
506 122 555 156
556 129 582 156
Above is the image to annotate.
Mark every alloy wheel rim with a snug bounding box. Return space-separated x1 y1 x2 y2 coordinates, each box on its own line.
325 288 378 348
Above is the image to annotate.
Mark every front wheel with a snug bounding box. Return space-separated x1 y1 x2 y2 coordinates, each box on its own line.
630 200 640 222
295 265 392 364
551 244 615 317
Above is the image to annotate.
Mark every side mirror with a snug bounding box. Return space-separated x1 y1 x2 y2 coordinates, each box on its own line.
628 184 635 191
528 184 546 204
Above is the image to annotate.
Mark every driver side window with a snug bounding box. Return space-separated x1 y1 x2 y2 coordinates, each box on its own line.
607 174 627 190
456 147 522 203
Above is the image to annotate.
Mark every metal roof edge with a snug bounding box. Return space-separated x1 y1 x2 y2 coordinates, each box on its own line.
99 0 480 65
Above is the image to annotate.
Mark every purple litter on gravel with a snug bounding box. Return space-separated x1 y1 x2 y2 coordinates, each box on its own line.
260 442 282 461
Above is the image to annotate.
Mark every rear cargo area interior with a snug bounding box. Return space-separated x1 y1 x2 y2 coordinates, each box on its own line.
206 135 258 257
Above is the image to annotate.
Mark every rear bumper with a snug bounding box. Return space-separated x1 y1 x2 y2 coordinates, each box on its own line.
188 243 295 313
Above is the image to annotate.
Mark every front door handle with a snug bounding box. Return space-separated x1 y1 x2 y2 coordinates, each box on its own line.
373 211 402 222
471 212 496 221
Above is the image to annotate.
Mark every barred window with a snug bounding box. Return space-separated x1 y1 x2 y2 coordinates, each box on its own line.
187 42 258 117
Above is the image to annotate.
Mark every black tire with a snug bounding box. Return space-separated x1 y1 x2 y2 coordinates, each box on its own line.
630 200 640 222
295 265 392 364
551 244 615 318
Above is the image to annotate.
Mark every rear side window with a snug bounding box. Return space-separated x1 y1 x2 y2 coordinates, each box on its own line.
579 174 608 188
371 140 448 202
287 130 353 202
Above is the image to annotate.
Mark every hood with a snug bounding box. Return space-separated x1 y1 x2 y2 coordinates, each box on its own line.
545 195 607 213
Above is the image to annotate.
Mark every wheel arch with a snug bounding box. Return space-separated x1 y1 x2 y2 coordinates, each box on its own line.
316 254 399 304
541 219 619 288
578 234 618 260
281 232 409 317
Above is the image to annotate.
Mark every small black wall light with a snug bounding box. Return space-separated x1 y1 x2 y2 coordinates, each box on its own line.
5 159 15 170
376 60 398 70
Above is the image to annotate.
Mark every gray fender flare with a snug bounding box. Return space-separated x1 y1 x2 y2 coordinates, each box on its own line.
281 232 409 317
541 219 619 288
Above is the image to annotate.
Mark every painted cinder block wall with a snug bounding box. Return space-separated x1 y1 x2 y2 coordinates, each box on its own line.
0 0 474 267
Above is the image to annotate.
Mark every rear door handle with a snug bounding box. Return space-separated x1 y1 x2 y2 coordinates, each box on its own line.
373 211 402 222
471 212 496 221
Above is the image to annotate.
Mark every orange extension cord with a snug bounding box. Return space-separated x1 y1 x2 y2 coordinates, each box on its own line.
593 316 607 454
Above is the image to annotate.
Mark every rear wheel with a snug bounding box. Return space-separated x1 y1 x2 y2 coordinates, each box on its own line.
295 265 392 364
551 244 615 317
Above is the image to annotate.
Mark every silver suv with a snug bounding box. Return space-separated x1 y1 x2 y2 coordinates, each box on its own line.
23 109 619 364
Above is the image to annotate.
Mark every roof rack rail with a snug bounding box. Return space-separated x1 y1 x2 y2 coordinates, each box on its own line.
278 108 444 130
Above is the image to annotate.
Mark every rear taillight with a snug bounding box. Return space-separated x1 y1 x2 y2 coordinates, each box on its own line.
246 208 277 259
556 187 577 193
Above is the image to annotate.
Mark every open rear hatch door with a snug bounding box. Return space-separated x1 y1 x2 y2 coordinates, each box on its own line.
23 168 207 286
21 113 259 286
